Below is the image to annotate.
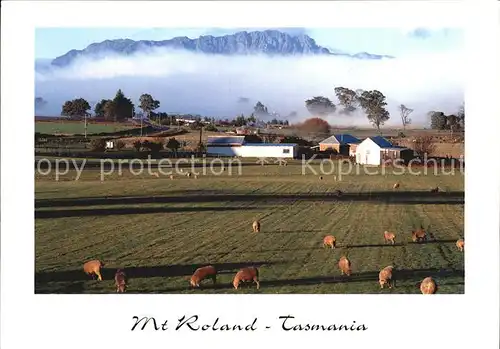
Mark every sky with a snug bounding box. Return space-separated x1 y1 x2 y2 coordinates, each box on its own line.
35 27 464 126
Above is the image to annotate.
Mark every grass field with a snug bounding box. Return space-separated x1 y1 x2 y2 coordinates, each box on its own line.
35 160 464 294
35 121 136 135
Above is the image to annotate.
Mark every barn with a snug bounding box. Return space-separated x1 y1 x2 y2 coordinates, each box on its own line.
319 134 361 156
355 136 414 165
206 136 298 158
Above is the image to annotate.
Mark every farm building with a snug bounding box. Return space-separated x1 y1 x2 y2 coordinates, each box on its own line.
355 136 414 165
318 134 361 156
206 136 298 158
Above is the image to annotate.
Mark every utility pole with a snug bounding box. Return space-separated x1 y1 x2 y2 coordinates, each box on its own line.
199 125 203 153
84 112 88 139
140 107 144 137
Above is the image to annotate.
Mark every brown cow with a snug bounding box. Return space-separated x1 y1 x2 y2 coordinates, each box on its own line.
379 266 394 289
411 227 427 243
190 265 217 288
323 235 336 249
83 260 105 281
252 220 261 233
233 267 260 290
430 187 439 193
456 239 464 252
338 256 352 276
114 269 127 293
383 231 396 245
420 277 437 294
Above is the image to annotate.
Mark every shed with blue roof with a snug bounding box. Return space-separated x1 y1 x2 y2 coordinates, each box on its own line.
355 136 414 165
206 135 298 158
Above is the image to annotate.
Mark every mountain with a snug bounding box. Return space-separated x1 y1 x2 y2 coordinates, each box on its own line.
50 30 394 67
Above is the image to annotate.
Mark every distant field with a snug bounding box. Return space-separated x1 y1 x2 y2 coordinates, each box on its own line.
35 160 464 294
35 121 136 135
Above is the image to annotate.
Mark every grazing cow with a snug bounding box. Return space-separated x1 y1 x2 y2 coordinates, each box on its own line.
323 235 337 249
378 266 394 289
338 256 352 276
190 266 217 288
186 172 192 177
430 187 439 193
233 267 260 290
456 239 464 252
393 182 400 189
83 260 105 281
252 220 261 233
420 277 437 294
411 227 427 243
383 231 396 245
114 269 127 293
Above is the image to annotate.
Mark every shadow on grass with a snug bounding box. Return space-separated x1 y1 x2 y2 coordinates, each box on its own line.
342 239 459 249
36 267 464 294
35 260 289 285
35 190 465 209
261 229 326 234
35 205 258 219
136 267 465 293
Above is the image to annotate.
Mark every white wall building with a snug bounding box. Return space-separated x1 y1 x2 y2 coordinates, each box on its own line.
355 136 413 166
206 136 298 158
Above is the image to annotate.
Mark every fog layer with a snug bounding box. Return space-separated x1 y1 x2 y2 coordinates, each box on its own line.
35 48 463 126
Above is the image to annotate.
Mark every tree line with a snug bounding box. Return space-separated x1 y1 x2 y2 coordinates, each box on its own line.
52 87 464 132
305 87 464 134
60 89 159 122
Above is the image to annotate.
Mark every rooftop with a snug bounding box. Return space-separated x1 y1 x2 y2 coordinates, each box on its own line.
369 136 394 148
207 136 245 145
319 134 361 145
243 143 298 147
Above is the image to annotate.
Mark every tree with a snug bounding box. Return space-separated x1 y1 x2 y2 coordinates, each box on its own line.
298 117 331 137
358 90 390 134
457 102 465 128
94 99 112 118
190 120 204 130
234 114 247 127
398 104 413 131
61 98 91 118
429 111 447 130
244 134 263 143
103 100 117 121
280 136 312 147
334 87 359 114
253 101 269 119
413 135 436 157
35 97 47 111
305 96 336 116
166 137 180 156
112 89 134 121
447 114 460 137
247 114 257 124
138 93 160 120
